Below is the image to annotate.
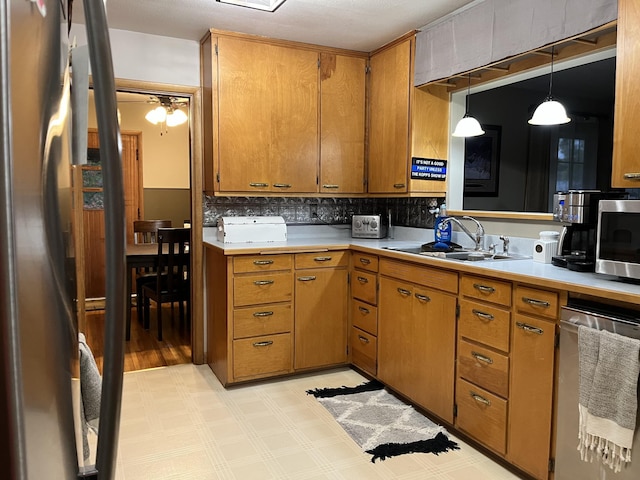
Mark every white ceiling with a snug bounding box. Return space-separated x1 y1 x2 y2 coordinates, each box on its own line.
74 0 477 52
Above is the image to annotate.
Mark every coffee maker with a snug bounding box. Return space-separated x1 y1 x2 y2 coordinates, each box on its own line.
551 190 626 271
552 190 601 271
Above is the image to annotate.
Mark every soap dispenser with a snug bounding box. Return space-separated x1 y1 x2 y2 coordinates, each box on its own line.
434 203 452 244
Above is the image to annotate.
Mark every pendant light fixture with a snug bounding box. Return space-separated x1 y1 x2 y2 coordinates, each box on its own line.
529 45 571 125
452 73 485 137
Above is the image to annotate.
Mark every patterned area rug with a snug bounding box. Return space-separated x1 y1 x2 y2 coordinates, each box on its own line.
307 380 459 462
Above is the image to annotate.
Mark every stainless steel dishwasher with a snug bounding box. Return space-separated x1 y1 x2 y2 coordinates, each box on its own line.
556 299 640 479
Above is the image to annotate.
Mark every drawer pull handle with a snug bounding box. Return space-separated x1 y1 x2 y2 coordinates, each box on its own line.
623 173 640 180
516 321 544 335
253 311 274 318
522 297 550 308
470 392 491 406
359 258 371 265
253 341 274 347
313 256 332 262
357 276 368 284
254 280 274 286
472 309 494 321
253 259 274 266
397 288 411 296
297 276 317 282
358 306 370 314
471 351 494 364
473 283 496 294
414 293 431 302
249 182 268 188
358 335 370 344
393 183 405 189
322 184 340 189
273 183 292 188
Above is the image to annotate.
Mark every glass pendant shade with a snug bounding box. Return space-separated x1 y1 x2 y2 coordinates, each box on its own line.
452 114 485 137
145 106 167 125
528 96 571 125
452 73 484 138
529 45 571 126
166 108 188 127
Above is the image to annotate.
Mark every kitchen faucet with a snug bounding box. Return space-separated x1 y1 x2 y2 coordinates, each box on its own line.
441 216 485 251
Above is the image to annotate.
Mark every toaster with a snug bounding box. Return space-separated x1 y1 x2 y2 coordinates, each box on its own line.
352 214 387 239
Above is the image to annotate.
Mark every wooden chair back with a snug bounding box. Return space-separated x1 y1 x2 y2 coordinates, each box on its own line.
156 227 191 296
133 220 172 244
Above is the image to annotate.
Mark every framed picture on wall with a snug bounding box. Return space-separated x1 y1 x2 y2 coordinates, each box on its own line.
463 125 501 196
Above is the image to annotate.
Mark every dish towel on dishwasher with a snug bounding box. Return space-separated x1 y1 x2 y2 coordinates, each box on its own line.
578 326 640 472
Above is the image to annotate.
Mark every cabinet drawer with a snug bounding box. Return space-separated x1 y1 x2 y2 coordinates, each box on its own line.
350 327 377 376
233 333 293 379
351 299 377 335
380 259 458 294
233 304 293 339
457 339 509 398
352 252 379 272
460 275 512 307
456 378 507 455
351 270 377 305
295 251 348 269
459 299 511 353
514 286 558 320
234 254 292 274
234 272 292 307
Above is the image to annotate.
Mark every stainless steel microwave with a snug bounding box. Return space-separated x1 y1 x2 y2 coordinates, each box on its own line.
595 199 640 280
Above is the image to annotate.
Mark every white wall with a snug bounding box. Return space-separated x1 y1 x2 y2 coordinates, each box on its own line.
70 25 200 87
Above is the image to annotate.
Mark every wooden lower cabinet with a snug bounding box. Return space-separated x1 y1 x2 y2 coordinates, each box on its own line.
507 314 556 479
294 266 348 369
350 327 377 376
378 275 457 423
233 333 293 379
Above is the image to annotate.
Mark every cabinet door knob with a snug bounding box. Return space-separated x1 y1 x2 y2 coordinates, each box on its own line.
253 341 274 347
471 351 494 364
393 183 405 189
253 311 274 318
254 280 274 286
322 184 339 189
359 258 371 265
397 287 411 296
358 306 370 314
357 276 368 284
414 293 431 302
273 183 292 188
358 335 370 344
623 173 640 180
470 391 491 406
249 182 269 188
253 259 274 266
313 256 332 262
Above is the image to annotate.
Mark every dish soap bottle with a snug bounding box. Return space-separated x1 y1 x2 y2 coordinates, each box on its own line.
434 203 452 245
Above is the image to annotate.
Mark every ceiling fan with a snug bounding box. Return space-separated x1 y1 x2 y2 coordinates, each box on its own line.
143 95 189 127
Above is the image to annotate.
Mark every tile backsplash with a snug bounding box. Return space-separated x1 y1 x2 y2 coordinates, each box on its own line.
203 195 443 229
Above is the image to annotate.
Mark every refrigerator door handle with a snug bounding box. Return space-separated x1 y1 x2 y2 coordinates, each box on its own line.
83 1 126 479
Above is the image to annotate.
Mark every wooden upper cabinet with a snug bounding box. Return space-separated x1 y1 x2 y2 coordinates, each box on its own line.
368 37 412 194
216 35 319 193
612 0 640 187
320 53 366 193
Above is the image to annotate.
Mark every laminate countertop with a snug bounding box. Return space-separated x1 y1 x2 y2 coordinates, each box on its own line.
203 225 640 306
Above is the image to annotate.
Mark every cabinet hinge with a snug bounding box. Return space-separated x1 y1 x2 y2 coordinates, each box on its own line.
453 404 457 417
136 149 139 161
347 273 350 285
317 58 321 68
316 175 319 185
548 458 555 473
215 43 219 56
456 303 460 319
346 344 349 355
555 332 560 348
365 65 371 74
216 172 220 183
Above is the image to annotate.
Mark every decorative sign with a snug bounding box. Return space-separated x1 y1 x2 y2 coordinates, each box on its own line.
410 157 447 181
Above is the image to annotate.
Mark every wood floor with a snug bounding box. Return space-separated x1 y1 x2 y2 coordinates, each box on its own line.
83 303 192 373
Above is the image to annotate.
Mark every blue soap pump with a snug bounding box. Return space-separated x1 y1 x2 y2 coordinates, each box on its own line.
434 203 452 245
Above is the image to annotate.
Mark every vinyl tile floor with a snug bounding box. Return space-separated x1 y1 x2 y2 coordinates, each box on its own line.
114 364 524 480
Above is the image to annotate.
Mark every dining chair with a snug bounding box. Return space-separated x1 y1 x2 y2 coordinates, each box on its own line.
141 227 190 341
133 220 172 327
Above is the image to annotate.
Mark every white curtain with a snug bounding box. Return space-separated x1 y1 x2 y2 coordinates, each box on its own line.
414 0 618 86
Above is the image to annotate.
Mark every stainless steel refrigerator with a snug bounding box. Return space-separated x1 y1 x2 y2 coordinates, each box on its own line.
0 0 126 478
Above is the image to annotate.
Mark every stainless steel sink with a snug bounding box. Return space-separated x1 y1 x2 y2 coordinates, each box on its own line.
382 246 530 262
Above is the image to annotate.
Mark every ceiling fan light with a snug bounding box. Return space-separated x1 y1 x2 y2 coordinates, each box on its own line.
216 0 286 12
452 114 485 137
145 106 167 125
166 108 188 127
528 98 571 125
